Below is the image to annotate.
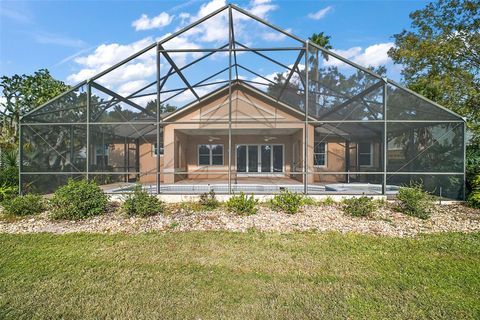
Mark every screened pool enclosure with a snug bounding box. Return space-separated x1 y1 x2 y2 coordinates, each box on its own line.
19 4 466 199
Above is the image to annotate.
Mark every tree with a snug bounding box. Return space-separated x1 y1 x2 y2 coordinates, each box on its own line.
308 32 333 116
0 69 69 148
388 0 479 144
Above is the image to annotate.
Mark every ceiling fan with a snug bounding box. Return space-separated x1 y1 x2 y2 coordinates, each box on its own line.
208 136 221 142
264 136 277 142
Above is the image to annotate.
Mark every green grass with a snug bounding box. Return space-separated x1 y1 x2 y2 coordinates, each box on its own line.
1 232 479 319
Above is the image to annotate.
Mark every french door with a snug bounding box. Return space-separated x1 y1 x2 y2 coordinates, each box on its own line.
236 144 283 173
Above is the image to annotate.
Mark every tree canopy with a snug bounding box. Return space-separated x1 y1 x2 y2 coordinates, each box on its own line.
388 0 479 143
0 69 69 149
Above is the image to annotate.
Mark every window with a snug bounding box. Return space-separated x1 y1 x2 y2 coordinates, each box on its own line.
358 142 372 166
198 144 223 165
314 142 327 166
95 144 109 166
152 143 164 156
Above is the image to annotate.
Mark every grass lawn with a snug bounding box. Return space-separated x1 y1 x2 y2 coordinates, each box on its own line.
1 232 479 319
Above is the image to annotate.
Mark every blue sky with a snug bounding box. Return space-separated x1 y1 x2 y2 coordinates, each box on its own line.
0 0 429 104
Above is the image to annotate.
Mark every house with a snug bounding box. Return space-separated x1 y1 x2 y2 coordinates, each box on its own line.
19 4 466 199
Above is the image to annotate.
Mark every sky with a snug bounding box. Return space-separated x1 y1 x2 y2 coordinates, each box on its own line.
0 0 430 106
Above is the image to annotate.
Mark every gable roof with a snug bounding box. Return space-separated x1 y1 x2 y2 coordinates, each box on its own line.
162 80 312 122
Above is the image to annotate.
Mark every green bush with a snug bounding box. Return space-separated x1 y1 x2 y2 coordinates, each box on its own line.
467 191 480 208
319 196 336 206
466 174 480 208
49 179 108 220
343 196 377 217
123 185 164 217
396 183 434 219
226 192 258 215
199 189 220 210
0 184 18 203
302 196 316 206
3 194 44 216
270 190 306 214
0 166 18 188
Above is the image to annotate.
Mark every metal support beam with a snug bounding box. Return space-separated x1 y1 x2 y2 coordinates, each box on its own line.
236 64 276 85
229 7 239 80
158 44 200 101
91 4 229 82
158 47 304 53
304 40 309 194
160 67 230 105
156 42 161 195
18 123 23 195
230 4 304 43
382 82 387 195
235 41 306 89
319 80 385 120
86 82 91 180
276 49 305 102
90 82 155 118
228 6 233 194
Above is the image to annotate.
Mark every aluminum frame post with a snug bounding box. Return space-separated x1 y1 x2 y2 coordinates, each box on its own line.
156 42 161 195
18 122 23 195
86 82 91 181
228 6 233 194
463 120 467 200
304 40 309 194
382 81 387 195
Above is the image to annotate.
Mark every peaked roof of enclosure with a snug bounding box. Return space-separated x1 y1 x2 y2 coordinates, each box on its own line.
22 3 464 127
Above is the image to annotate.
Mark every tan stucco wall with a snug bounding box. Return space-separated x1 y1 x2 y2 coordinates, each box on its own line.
133 85 383 185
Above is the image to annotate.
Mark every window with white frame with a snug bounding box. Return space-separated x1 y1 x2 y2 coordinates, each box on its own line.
152 142 164 156
198 144 223 165
314 142 327 166
95 144 109 166
358 142 373 166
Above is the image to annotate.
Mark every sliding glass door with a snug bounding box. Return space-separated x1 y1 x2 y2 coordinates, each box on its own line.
236 144 283 173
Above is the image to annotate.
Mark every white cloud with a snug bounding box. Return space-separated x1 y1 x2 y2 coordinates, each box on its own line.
308 6 332 20
67 37 156 85
249 0 277 19
261 28 292 41
179 12 191 24
179 0 229 43
33 31 86 48
0 6 32 24
162 33 203 66
132 12 174 31
73 38 154 70
324 42 394 68
352 42 394 67
117 79 148 97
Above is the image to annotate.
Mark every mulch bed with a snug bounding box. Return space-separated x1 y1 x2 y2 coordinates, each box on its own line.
1 203 479 237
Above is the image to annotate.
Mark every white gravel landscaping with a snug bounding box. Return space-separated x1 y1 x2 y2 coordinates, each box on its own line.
1 203 479 237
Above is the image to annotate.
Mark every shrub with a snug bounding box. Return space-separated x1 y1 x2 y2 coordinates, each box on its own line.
270 190 305 214
0 184 18 203
123 185 164 217
226 192 258 215
199 189 220 210
0 166 18 188
302 196 316 206
466 174 480 208
319 196 336 206
3 194 44 216
342 196 377 217
49 179 108 220
396 183 434 219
